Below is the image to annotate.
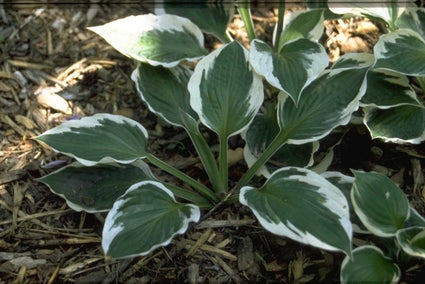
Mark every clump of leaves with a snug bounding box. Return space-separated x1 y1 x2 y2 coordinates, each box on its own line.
35 0 425 281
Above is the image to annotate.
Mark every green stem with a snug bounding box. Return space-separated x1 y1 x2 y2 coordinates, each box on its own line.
219 30 233 43
165 183 212 209
274 1 285 53
186 126 224 194
219 135 228 195
146 154 219 203
235 129 291 191
416 76 425 95
237 1 256 42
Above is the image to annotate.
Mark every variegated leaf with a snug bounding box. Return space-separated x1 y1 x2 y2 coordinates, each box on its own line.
351 171 410 237
278 67 368 144
328 0 413 29
37 161 154 213
361 69 422 108
405 207 425 228
240 167 352 255
340 246 400 283
374 29 425 76
364 105 425 144
331 53 374 70
35 114 148 166
396 227 425 259
279 9 325 46
88 14 207 67
322 172 369 234
103 181 200 259
156 0 234 43
396 7 425 40
188 41 263 138
249 39 328 103
131 63 197 127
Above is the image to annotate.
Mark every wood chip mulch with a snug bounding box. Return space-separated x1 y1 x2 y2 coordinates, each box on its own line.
1 3 425 283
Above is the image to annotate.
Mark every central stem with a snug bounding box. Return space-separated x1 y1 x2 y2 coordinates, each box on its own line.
219 135 228 195
235 129 291 191
146 154 219 203
237 1 256 42
274 1 286 53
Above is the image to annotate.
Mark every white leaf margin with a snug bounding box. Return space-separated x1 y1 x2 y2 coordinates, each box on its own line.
328 0 411 25
360 69 422 109
131 63 193 127
340 245 401 284
249 39 328 104
396 226 425 258
35 113 149 166
278 68 367 145
351 170 411 237
41 160 154 213
188 41 264 137
102 180 200 259
240 167 353 253
88 14 205 68
363 106 425 144
373 29 425 76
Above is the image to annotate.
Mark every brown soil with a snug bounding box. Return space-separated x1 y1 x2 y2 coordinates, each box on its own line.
1 3 425 283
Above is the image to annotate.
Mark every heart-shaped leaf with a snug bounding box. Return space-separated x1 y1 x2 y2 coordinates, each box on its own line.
156 0 234 43
103 181 200 259
364 105 425 144
351 170 410 237
35 114 148 166
322 172 369 234
396 7 425 40
374 29 425 76
188 41 263 138
397 226 425 259
37 161 154 213
240 167 352 255
88 14 207 68
361 69 422 108
132 63 197 127
249 39 328 103
328 0 410 29
278 67 368 144
279 9 325 46
340 245 400 283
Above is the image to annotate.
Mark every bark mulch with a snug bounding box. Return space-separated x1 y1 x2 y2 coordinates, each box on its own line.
1 2 425 283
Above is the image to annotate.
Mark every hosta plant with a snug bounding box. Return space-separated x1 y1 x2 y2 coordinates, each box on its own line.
35 0 425 281
327 0 425 144
324 171 425 283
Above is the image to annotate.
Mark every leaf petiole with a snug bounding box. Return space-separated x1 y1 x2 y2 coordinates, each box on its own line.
237 1 256 42
218 135 228 196
236 129 291 191
273 1 285 53
146 154 219 203
164 183 213 209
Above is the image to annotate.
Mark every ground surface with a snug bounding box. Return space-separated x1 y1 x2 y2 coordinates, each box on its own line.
1 2 425 284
